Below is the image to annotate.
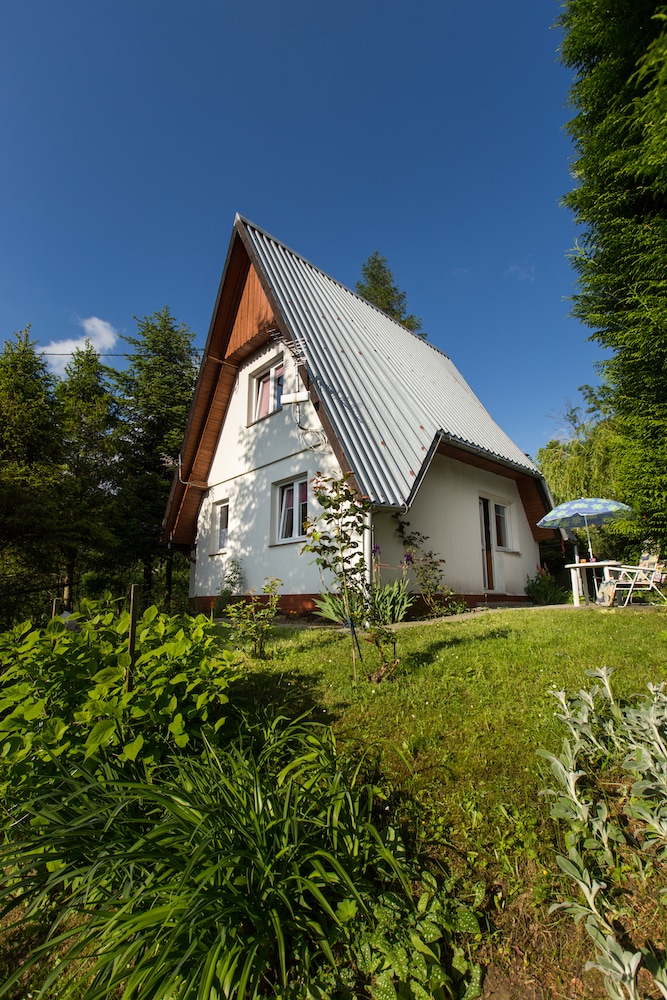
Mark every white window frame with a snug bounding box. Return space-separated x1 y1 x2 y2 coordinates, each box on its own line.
494 503 511 550
252 358 284 422
215 500 229 552
276 477 308 543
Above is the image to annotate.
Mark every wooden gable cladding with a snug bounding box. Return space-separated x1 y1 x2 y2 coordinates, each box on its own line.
226 265 275 357
162 239 279 545
435 439 556 543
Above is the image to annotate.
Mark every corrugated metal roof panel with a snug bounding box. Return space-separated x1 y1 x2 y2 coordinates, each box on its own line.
241 217 540 508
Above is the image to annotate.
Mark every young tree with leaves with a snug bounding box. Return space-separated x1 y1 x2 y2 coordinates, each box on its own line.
559 1 667 545
112 307 200 598
356 251 426 338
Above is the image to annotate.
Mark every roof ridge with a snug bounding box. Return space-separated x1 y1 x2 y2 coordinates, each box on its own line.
235 213 451 355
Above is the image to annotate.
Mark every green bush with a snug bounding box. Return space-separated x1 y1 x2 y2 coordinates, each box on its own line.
0 714 481 999
524 565 570 605
226 577 281 658
0 602 240 811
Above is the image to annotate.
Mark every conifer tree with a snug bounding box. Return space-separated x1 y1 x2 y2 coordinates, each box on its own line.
356 252 426 338
0 328 63 623
55 344 118 609
112 307 200 597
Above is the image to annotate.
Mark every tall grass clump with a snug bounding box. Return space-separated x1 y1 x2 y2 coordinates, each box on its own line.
0 713 482 999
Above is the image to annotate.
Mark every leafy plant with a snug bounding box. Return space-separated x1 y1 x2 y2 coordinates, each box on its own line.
226 576 281 658
0 602 240 813
215 555 245 614
524 565 570 605
540 668 667 999
303 473 372 679
365 626 400 684
0 714 481 1000
370 547 415 625
394 519 464 617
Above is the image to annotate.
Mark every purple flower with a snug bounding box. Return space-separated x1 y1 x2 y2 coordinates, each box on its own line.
403 552 414 565
372 544 381 556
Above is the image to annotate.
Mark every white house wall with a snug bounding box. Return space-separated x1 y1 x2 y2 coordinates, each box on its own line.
373 455 540 597
191 344 342 600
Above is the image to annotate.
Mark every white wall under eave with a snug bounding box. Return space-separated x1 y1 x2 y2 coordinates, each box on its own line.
373 454 540 597
191 344 342 600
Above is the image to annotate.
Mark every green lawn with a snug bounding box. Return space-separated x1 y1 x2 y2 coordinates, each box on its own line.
227 605 667 998
232 606 667 822
3 604 665 999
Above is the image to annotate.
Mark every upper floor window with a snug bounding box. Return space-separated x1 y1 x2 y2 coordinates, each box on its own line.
253 359 284 421
278 478 308 541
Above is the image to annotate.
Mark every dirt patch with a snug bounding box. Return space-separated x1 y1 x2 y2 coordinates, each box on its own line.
482 963 545 999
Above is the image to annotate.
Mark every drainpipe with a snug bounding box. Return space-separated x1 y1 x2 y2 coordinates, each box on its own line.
364 509 373 595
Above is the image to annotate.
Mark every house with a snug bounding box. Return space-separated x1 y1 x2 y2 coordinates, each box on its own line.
162 215 557 612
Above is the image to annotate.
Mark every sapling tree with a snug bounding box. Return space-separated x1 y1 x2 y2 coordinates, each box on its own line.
302 473 372 680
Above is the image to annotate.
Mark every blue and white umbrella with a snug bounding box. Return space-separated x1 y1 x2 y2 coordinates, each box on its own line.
537 497 633 559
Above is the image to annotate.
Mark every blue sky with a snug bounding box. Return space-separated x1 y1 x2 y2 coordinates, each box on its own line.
1 0 599 461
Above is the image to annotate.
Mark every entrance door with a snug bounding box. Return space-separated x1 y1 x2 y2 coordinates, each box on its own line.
479 498 494 590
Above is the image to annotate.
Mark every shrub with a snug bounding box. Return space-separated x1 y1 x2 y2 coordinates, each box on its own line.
215 555 245 615
0 602 240 812
226 577 281 658
524 565 570 605
0 714 482 999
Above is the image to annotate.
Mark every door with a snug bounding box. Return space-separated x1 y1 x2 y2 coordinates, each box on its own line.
479 498 494 590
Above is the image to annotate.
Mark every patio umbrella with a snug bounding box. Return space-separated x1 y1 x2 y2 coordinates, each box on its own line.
537 497 633 559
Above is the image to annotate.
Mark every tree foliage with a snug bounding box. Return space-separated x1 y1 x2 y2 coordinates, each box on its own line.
111 307 200 594
537 397 644 557
356 251 426 337
55 345 119 609
0 329 64 623
559 1 667 546
0 309 198 626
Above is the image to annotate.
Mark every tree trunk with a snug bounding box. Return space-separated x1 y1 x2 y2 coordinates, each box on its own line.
62 555 76 612
142 557 153 600
165 549 173 607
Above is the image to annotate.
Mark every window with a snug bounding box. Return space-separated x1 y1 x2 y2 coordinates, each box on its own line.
254 360 284 421
216 501 229 550
494 504 509 549
278 478 308 541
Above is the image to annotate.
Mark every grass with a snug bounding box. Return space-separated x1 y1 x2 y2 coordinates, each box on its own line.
224 605 667 998
2 605 665 998
229 606 667 822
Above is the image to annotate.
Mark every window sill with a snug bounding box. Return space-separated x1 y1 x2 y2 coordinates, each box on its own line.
269 538 306 547
248 409 282 426
497 548 521 556
209 551 227 558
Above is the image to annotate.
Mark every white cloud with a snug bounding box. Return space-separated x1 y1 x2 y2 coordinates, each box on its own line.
506 258 536 284
41 316 119 376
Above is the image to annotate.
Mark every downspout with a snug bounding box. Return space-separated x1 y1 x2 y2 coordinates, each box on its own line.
364 509 373 596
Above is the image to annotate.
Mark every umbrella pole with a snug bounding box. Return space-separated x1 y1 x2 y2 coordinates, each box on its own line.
584 514 594 559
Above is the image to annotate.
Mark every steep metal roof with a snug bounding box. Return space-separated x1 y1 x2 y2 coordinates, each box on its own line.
238 216 542 509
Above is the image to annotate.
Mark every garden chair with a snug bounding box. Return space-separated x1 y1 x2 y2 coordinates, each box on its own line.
601 551 667 607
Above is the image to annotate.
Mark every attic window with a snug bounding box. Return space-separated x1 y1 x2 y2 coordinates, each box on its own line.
253 359 284 421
